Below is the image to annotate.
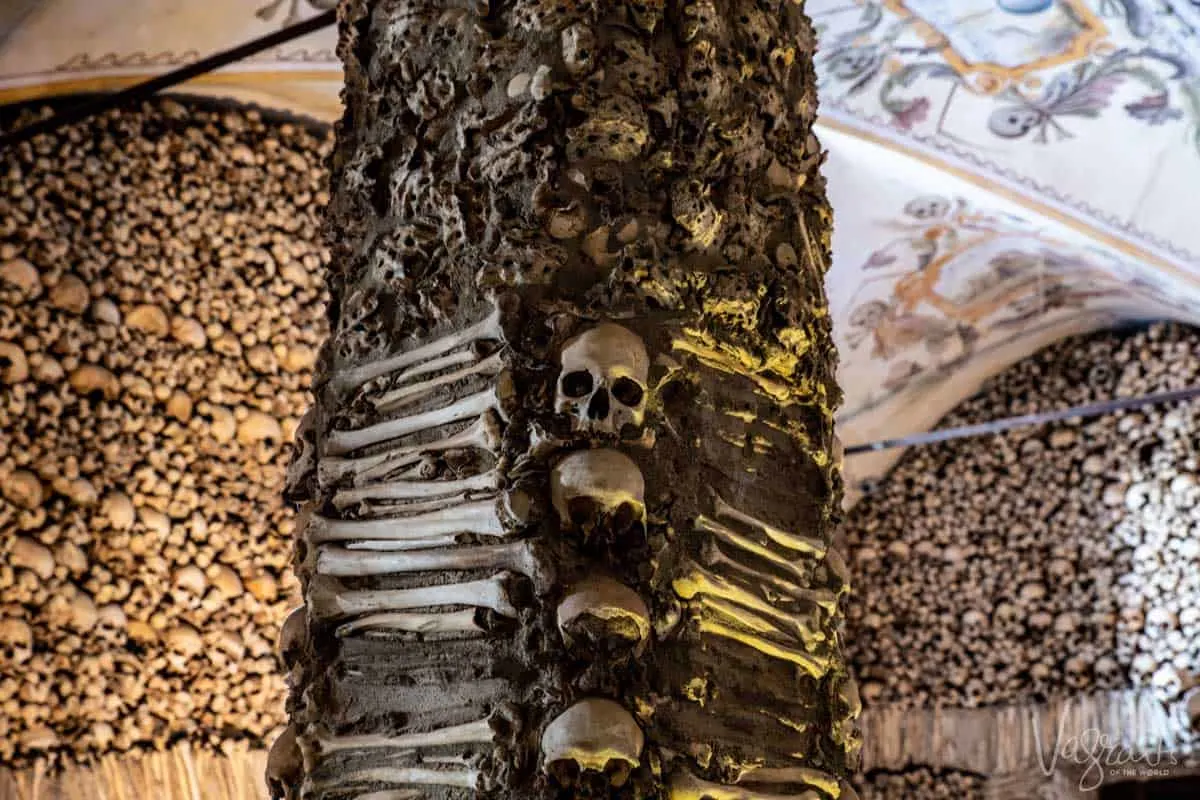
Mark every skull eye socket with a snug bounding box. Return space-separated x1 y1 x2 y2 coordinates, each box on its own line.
611 377 644 407
561 370 594 399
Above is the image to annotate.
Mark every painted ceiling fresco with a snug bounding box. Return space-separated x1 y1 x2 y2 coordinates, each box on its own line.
4 0 1200 498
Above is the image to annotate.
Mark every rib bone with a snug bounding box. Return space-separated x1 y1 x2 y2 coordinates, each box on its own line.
309 718 493 755
308 572 519 621
332 307 503 392
315 540 536 578
302 499 506 547
327 387 500 456
373 352 505 413
713 494 825 557
669 770 822 800
320 412 502 486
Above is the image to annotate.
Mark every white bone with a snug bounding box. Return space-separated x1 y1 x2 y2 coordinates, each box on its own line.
699 543 837 614
308 572 519 621
733 765 840 795
673 563 826 648
551 448 645 526
332 307 503 392
381 348 476 387
308 765 479 794
277 605 306 667
309 718 494 755
266 724 302 799
669 770 822 800
334 469 500 510
373 352 505 413
556 323 650 434
327 387 500 456
302 499 506 546
713 495 825 557
351 791 423 800
541 698 644 772
336 609 484 638
315 540 537 578
557 576 650 646
320 413 502 486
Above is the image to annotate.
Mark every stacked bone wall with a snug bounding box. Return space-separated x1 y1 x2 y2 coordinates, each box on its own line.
0 99 329 769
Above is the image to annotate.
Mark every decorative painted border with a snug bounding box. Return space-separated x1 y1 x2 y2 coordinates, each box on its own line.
820 101 1200 270
881 0 1109 84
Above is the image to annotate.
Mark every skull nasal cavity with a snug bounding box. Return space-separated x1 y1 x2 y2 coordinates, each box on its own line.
562 370 594 399
588 388 610 420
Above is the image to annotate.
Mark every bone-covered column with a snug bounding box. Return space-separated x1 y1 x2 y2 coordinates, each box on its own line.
280 0 854 798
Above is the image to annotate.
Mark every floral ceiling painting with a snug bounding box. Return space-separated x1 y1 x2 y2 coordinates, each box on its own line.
4 0 1200 497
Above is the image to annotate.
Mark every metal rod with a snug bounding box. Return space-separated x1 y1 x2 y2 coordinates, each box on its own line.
845 385 1200 455
1 10 337 150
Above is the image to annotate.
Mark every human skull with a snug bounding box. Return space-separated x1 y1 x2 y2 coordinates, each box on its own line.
1093 655 1123 686
556 576 650 651
988 106 1044 139
556 323 649 436
541 698 644 786
1151 664 1183 700
1145 606 1178 640
902 194 951 221
1063 656 1090 690
266 724 302 800
551 448 646 535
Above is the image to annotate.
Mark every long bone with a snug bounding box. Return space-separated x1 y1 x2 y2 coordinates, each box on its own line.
350 791 423 800
673 562 827 647
306 765 480 795
373 351 505 413
308 718 494 756
696 515 815 586
713 495 825 557
307 572 520 621
314 540 537 578
332 307 503 392
668 770 824 800
326 387 500 457
336 609 484 638
695 595 824 653
333 468 500 510
302 498 507 547
694 615 831 677
699 542 838 614
733 765 841 796
319 413 501 487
